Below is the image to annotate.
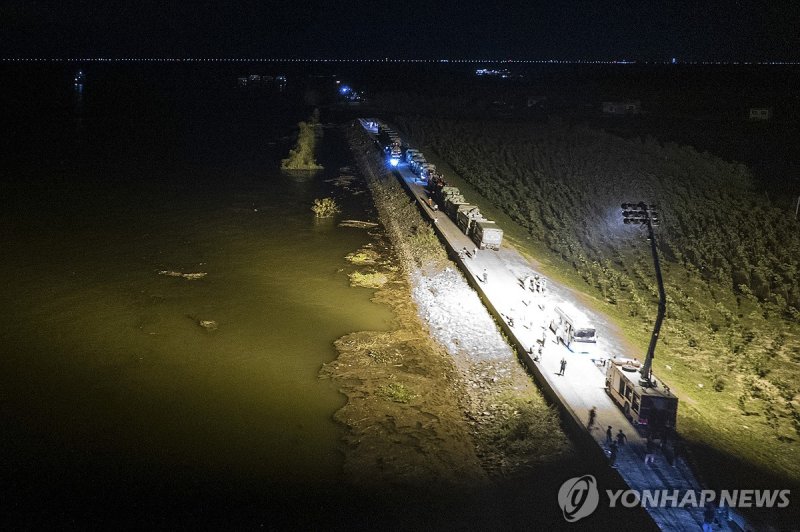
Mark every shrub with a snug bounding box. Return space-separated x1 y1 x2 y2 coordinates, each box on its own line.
312 197 340 218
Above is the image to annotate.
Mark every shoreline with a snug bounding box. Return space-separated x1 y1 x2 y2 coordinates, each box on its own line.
320 123 571 488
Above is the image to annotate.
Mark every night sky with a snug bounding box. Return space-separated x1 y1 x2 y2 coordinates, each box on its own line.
1 0 799 61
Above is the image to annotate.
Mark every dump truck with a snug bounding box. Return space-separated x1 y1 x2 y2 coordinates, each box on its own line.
418 163 436 182
410 156 427 174
438 188 462 207
456 205 482 234
471 220 503 250
405 149 420 164
444 196 469 218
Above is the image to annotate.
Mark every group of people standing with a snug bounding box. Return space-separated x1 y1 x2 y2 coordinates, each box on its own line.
585 407 631 467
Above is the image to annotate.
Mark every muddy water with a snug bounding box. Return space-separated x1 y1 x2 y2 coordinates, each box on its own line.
0 66 392 519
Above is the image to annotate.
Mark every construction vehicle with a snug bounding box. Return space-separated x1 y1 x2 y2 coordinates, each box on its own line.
471 220 503 250
444 195 469 218
405 149 420 164
605 357 678 433
410 155 427 174
456 205 482 234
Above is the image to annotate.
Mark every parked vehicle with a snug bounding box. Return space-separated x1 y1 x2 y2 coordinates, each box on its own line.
405 149 420 163
471 220 503 250
605 357 678 432
456 205 482 234
549 303 596 351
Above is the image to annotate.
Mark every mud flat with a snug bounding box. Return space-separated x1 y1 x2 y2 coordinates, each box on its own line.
321 124 572 494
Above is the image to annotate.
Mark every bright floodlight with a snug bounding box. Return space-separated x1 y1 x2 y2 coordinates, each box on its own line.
389 158 399 167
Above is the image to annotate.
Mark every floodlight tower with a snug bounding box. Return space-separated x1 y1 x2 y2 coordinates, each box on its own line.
621 202 665 387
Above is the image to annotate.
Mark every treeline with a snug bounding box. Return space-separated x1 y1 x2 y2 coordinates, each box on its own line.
395 116 800 481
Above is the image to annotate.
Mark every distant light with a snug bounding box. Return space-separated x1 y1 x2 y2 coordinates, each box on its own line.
339 85 351 94
389 158 399 167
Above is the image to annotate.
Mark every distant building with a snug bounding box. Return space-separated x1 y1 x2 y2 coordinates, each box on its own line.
748 107 773 120
602 100 641 115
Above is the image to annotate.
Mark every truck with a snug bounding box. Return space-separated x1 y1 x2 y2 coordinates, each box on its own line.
471 220 503 250
605 357 678 434
444 196 469 218
456 205 482 234
418 163 436 182
404 149 420 164
434 185 460 204
386 140 403 165
410 155 427 174
378 127 401 152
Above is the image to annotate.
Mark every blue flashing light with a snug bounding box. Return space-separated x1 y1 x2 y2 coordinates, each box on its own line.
339 85 351 95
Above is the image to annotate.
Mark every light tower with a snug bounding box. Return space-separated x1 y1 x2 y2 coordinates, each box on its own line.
621 202 664 386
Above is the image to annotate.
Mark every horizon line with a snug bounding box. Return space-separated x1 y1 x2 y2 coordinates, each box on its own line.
2 58 799 66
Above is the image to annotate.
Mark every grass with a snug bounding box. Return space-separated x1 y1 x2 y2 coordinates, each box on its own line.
377 381 416 403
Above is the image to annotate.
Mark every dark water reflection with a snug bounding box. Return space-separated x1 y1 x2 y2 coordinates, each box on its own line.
0 65 392 522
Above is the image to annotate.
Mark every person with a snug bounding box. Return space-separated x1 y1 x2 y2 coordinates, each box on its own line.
702 502 716 532
606 426 613 444
616 429 627 446
609 441 618 467
483 269 488 283
558 357 566 376
473 247 478 257
645 438 656 465
587 407 597 429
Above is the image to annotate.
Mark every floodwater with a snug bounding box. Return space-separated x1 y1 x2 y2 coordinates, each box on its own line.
0 66 392 521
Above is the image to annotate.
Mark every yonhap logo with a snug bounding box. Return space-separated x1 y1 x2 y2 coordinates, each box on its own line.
558 475 600 522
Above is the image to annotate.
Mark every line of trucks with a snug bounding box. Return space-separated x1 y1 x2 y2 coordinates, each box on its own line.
373 121 504 251
363 119 677 433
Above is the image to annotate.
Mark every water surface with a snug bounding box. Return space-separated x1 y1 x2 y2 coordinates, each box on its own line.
0 65 392 518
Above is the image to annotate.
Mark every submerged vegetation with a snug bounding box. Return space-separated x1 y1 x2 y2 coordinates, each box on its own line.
396 116 800 483
311 197 340 217
281 110 323 170
348 270 388 288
